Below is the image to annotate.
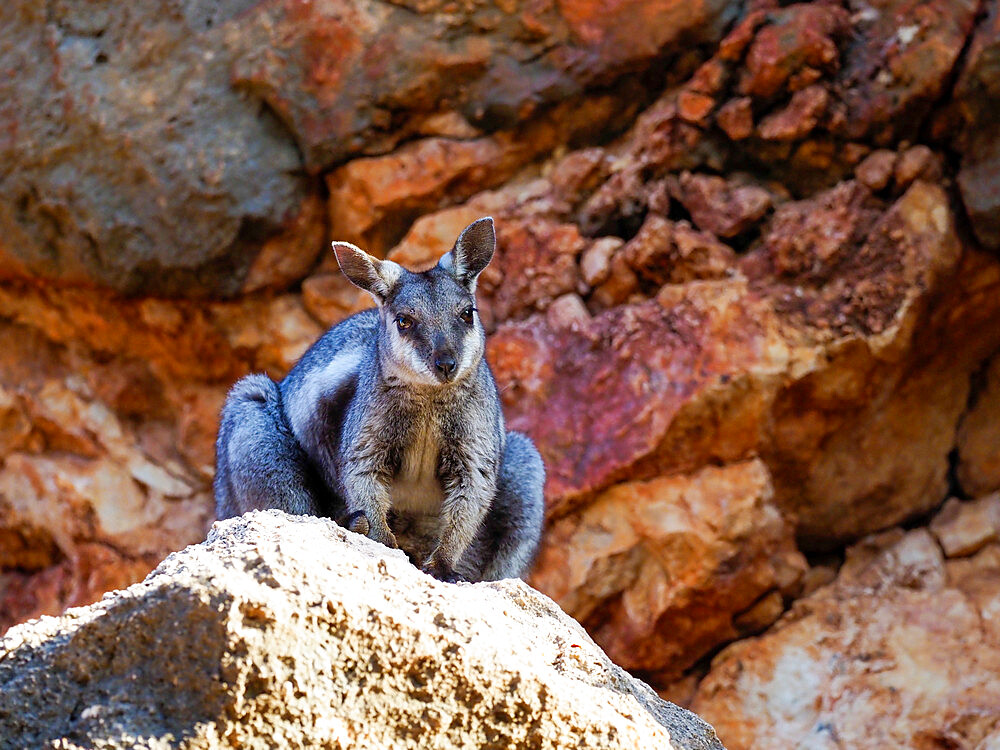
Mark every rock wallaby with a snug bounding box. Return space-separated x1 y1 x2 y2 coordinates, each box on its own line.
214 217 545 582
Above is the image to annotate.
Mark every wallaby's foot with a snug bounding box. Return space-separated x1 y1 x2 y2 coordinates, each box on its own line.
422 556 465 584
343 511 370 537
370 522 398 550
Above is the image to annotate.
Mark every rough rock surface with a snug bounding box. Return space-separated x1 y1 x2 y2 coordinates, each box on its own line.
3 1 1000 745
0 511 725 750
530 459 806 682
957 353 1000 498
692 523 1000 750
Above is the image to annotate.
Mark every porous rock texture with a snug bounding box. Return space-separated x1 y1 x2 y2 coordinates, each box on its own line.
693 508 1000 750
3 1 1000 748
0 510 724 750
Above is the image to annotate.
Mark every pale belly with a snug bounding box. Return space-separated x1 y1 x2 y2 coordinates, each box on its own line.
389 424 444 515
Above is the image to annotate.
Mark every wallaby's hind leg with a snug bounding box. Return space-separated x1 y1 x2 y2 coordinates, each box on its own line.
465 431 545 581
214 374 328 520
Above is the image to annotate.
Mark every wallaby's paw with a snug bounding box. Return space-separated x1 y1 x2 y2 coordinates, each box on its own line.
422 557 464 584
373 526 398 550
344 511 370 537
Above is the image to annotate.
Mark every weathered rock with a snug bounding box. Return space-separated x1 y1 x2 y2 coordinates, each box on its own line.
668 173 772 238
530 459 806 682
0 0 313 296
693 528 1000 750
0 511 726 750
489 280 789 514
0 283 324 631
957 349 1000 499
230 0 734 170
744 181 999 545
951 0 1000 250
931 494 1000 558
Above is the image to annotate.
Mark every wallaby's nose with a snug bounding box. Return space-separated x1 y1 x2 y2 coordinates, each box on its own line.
434 355 457 380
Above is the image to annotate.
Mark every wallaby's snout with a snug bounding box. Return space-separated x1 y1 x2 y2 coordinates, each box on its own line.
434 351 458 381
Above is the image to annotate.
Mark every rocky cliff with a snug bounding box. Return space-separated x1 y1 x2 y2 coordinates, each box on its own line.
1 1 999 748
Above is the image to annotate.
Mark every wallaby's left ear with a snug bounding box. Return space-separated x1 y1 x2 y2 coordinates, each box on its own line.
439 217 495 289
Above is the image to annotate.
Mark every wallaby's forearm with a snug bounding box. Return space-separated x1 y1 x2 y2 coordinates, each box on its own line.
425 447 495 578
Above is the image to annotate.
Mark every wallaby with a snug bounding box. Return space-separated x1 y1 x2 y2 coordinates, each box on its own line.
214 217 545 582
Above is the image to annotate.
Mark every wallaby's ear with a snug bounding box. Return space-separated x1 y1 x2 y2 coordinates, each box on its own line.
439 216 495 289
333 241 402 304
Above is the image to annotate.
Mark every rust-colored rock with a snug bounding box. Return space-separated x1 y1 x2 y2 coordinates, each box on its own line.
530 459 806 682
693 528 1000 750
669 173 772 238
230 0 733 170
621 214 736 288
0 284 324 631
715 98 754 141
957 353 1000 497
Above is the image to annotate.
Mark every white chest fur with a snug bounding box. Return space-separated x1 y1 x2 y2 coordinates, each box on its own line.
390 418 445 514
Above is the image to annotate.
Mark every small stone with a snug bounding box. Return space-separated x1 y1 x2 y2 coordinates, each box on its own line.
930 494 1000 558
715 98 754 140
856 149 897 190
894 145 939 190
677 91 716 125
579 237 624 287
545 294 591 329
757 85 829 141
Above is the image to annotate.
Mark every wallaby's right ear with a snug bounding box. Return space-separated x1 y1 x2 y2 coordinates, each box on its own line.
333 242 402 304
438 216 495 289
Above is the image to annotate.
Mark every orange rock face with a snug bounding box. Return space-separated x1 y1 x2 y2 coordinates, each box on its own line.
530 459 806 682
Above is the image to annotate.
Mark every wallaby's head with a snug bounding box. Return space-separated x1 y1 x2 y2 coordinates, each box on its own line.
333 217 495 386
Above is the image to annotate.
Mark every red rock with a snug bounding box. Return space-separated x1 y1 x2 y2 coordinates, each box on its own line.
836 0 978 142
622 214 735 288
489 282 788 514
715 98 754 140
756 85 829 141
693 529 1000 750
230 0 732 169
530 459 806 681
856 148 897 190
738 5 847 100
670 172 772 238
677 91 716 125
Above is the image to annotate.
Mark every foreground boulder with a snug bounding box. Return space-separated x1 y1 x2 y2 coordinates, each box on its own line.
0 511 724 750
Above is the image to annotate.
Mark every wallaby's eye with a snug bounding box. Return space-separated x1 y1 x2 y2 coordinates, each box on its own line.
459 306 475 325
395 314 414 331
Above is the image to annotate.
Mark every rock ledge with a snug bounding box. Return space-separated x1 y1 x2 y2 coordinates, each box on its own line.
0 510 724 750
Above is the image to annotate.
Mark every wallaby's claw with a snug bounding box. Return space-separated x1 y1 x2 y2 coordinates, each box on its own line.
422 557 464 584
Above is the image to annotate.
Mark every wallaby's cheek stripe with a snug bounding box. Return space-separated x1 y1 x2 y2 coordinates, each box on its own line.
287 349 363 444
390 326 439 384
457 326 482 379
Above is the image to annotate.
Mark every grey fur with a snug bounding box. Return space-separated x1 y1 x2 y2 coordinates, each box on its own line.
214 217 545 582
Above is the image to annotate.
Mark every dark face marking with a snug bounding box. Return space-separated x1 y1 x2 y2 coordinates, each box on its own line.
381 266 482 384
